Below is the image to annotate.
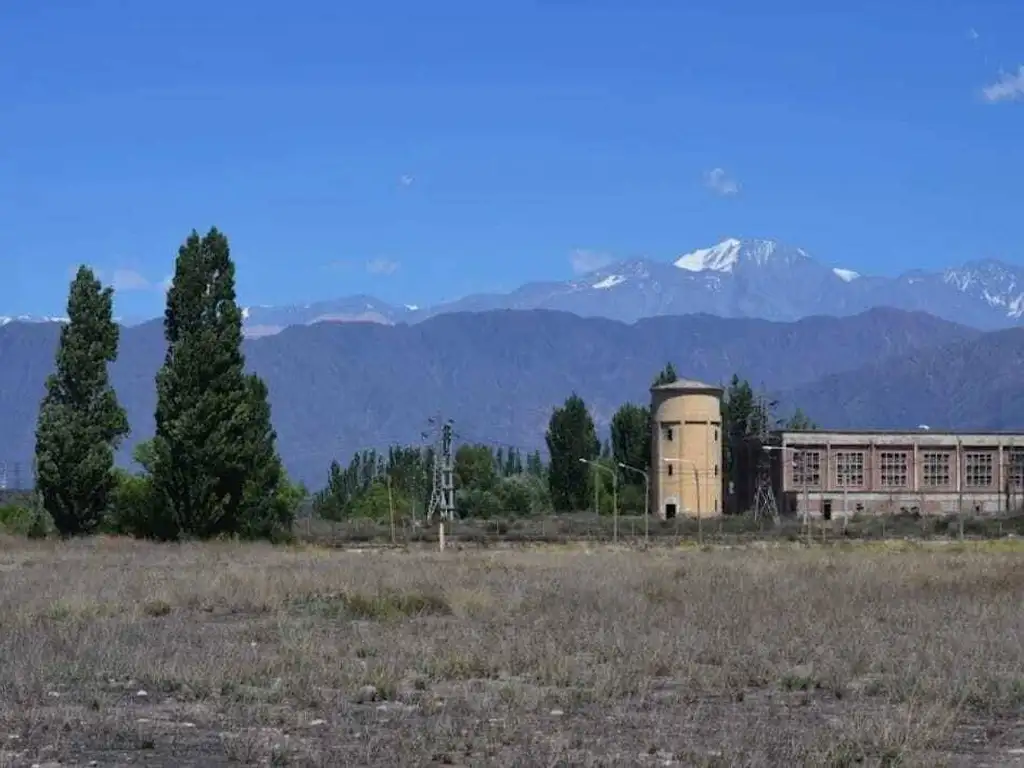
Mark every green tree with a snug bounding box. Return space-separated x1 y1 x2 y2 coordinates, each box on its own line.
454 444 498 491
545 393 600 512
651 362 678 387
610 402 650 484
526 450 545 478
784 408 818 430
314 445 432 522
34 266 129 537
149 228 290 540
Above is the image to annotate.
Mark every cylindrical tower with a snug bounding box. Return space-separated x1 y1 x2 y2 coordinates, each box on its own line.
650 379 724 519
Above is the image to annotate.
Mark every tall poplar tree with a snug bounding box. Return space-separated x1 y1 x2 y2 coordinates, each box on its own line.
545 393 600 512
34 266 129 536
149 228 290 539
610 402 650 485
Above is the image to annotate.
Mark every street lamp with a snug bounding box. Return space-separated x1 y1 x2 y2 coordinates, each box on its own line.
663 458 701 544
764 444 810 543
618 462 649 546
580 458 618 543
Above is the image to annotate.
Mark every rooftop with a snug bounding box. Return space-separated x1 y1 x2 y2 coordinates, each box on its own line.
650 378 724 394
775 428 1024 437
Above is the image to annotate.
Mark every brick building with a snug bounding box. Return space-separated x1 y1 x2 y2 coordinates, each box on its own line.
768 429 1024 518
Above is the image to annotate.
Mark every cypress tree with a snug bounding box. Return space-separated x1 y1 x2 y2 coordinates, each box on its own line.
545 393 600 512
34 266 129 536
149 228 290 539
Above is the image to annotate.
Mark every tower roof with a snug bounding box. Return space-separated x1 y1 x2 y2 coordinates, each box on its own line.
650 378 723 395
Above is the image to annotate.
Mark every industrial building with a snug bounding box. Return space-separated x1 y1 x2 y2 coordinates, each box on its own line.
650 378 723 519
768 429 1024 518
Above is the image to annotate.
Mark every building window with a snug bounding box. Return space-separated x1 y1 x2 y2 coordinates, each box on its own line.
834 451 865 488
1009 449 1024 490
921 452 951 488
964 451 994 488
667 464 673 476
792 450 821 487
662 425 674 441
714 429 718 442
879 451 909 488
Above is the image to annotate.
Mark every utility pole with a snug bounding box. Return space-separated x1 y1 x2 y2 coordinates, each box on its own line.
618 462 649 546
581 458 617 542
752 394 779 523
440 421 455 521
387 473 396 544
427 417 456 523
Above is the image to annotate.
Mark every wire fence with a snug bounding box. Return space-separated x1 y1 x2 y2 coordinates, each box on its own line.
292 510 1024 548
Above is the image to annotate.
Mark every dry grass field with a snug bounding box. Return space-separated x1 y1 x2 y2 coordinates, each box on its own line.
2 537 1024 766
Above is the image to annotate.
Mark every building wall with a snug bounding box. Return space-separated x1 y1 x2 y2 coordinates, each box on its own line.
773 430 1024 517
651 389 723 518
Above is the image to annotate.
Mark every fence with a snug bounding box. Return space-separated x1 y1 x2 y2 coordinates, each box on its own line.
292 509 1024 548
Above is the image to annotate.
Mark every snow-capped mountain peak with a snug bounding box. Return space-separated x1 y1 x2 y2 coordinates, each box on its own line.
833 268 860 282
942 260 1024 318
674 238 743 273
673 238 811 274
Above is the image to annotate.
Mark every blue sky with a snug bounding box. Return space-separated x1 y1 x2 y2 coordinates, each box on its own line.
2 0 1022 317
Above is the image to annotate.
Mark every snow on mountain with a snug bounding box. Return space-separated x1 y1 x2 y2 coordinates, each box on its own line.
833 268 860 282
405 239 1024 330
0 314 68 326
673 238 812 273
10 238 1024 336
674 238 744 272
592 274 626 290
942 260 1024 318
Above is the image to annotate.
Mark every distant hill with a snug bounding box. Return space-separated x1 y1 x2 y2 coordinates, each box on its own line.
783 327 1024 431
0 308 989 486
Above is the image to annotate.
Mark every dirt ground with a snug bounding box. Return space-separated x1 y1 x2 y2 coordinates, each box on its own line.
2 536 1024 766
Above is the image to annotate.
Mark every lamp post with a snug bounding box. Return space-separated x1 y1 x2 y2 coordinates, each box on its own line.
764 444 810 544
580 458 618 543
664 458 701 544
618 462 649 546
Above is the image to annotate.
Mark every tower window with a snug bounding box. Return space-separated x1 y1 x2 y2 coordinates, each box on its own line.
662 425 674 441
667 464 674 476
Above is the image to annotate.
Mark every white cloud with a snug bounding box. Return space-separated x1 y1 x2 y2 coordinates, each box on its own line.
704 167 740 197
366 258 399 275
569 249 613 275
981 66 1024 103
110 269 153 291
968 27 979 41
399 174 414 187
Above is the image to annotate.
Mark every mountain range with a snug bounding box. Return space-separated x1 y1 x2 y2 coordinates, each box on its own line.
7 238 1023 336
241 238 1024 335
3 306 1022 487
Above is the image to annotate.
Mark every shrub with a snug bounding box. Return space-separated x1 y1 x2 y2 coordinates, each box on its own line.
0 503 35 535
457 488 503 519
